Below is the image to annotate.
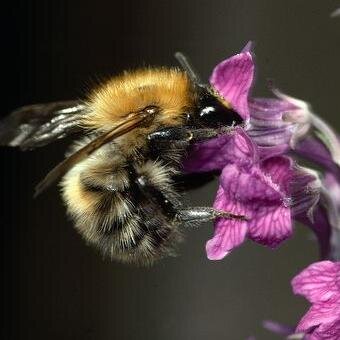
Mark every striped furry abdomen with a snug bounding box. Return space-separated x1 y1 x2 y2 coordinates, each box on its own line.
61 155 182 265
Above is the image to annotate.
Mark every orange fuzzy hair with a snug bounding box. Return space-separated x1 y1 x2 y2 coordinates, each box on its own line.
83 67 196 130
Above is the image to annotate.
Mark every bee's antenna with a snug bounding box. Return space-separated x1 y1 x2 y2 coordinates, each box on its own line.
174 52 203 86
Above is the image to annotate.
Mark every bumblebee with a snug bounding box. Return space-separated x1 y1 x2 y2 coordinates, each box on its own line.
0 53 244 265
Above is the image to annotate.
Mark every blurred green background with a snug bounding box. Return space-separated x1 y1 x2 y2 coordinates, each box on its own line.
2 1 339 339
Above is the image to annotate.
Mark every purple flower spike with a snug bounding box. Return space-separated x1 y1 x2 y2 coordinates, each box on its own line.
209 42 255 120
291 261 340 339
183 44 338 262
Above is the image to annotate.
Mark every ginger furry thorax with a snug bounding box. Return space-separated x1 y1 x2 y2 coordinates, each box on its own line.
83 67 196 131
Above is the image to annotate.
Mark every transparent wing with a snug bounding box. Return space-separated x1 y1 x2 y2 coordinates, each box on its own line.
0 100 86 150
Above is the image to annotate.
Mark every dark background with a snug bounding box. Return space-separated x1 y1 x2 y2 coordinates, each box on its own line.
2 1 340 339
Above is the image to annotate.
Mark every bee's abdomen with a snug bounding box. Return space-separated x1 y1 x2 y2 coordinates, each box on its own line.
61 158 182 265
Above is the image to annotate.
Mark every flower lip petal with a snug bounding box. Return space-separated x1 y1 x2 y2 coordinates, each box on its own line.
206 217 248 260
209 157 294 255
206 177 248 260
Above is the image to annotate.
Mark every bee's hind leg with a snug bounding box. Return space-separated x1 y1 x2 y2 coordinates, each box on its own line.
176 207 246 224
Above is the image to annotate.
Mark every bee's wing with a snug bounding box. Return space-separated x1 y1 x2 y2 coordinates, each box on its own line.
34 112 150 197
0 101 86 150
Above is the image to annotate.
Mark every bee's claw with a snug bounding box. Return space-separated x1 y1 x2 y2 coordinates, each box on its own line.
215 210 248 221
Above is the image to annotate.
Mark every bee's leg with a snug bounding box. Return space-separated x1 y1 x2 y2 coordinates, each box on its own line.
135 174 179 219
135 174 246 223
147 126 219 143
176 207 246 224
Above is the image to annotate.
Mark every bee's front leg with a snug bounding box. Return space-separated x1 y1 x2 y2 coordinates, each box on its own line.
147 126 219 143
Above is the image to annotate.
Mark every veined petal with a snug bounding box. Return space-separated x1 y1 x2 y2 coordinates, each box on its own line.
206 186 248 260
292 261 340 304
220 162 287 203
248 97 300 148
212 158 293 252
296 300 340 334
210 43 254 120
289 165 321 219
247 125 296 147
249 97 298 128
247 157 293 246
247 202 291 247
308 319 340 340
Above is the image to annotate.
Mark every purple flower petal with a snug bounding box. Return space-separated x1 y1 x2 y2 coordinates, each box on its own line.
206 186 248 260
295 136 340 181
296 205 332 260
290 166 321 218
207 157 293 259
247 202 291 247
296 172 340 260
307 319 340 340
182 128 255 173
292 261 340 304
210 43 254 120
324 173 340 209
296 300 340 334
247 97 299 149
292 261 340 338
257 144 290 161
249 97 298 128
247 157 293 247
323 173 340 260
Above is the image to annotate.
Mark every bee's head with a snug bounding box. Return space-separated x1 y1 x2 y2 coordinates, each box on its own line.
189 84 243 128
175 52 244 129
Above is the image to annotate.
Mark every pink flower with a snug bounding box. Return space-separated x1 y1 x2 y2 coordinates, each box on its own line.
291 261 340 339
